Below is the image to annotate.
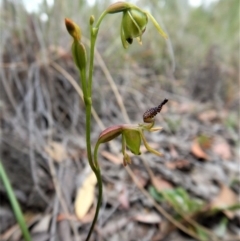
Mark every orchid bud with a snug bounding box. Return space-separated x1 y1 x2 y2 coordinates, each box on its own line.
90 15 95 25
71 40 87 72
65 18 87 72
65 18 81 41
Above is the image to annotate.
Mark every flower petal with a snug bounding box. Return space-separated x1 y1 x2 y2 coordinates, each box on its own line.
146 12 168 39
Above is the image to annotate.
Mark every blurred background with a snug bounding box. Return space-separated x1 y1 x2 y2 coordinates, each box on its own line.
0 0 239 241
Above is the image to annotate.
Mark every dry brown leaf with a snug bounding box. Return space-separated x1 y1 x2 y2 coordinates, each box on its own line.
197 135 213 149
132 169 148 188
165 162 177 169
191 139 208 160
165 159 191 171
177 102 195 114
57 213 77 222
169 145 179 159
32 214 51 233
151 176 173 191
211 184 238 219
101 150 122 165
79 207 96 223
99 216 129 236
212 138 231 160
198 109 218 123
49 45 68 57
44 141 68 162
152 221 172 241
133 212 162 224
118 186 130 209
75 172 97 220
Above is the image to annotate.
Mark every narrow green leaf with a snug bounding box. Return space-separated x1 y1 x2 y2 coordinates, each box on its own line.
0 161 32 241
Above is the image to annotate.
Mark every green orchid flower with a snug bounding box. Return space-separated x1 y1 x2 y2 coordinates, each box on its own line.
94 99 168 167
106 2 168 48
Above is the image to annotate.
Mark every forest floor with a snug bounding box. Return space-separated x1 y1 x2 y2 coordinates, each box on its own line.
1 44 239 241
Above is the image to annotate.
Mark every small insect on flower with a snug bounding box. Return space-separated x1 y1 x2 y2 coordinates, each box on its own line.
143 99 168 123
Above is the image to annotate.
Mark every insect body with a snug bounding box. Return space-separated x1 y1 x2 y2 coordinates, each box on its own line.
143 99 168 123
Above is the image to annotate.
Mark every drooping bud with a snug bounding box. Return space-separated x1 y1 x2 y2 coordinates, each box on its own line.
106 2 130 14
65 18 81 41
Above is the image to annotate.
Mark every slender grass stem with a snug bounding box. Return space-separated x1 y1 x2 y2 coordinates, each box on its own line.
0 160 32 241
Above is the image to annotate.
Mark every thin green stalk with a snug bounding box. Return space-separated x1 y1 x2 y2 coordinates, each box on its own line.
85 143 102 241
88 10 107 96
83 21 100 241
87 29 96 97
95 11 108 29
0 160 32 241
84 19 98 172
79 68 88 98
84 13 108 238
85 168 102 241
85 99 95 171
79 64 95 171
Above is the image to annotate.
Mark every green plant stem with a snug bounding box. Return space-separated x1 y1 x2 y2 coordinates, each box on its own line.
79 69 88 98
0 160 32 241
85 143 102 241
84 18 103 240
95 11 108 29
87 10 109 95
87 31 96 97
85 99 95 171
85 168 102 241
83 21 98 173
84 12 109 240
